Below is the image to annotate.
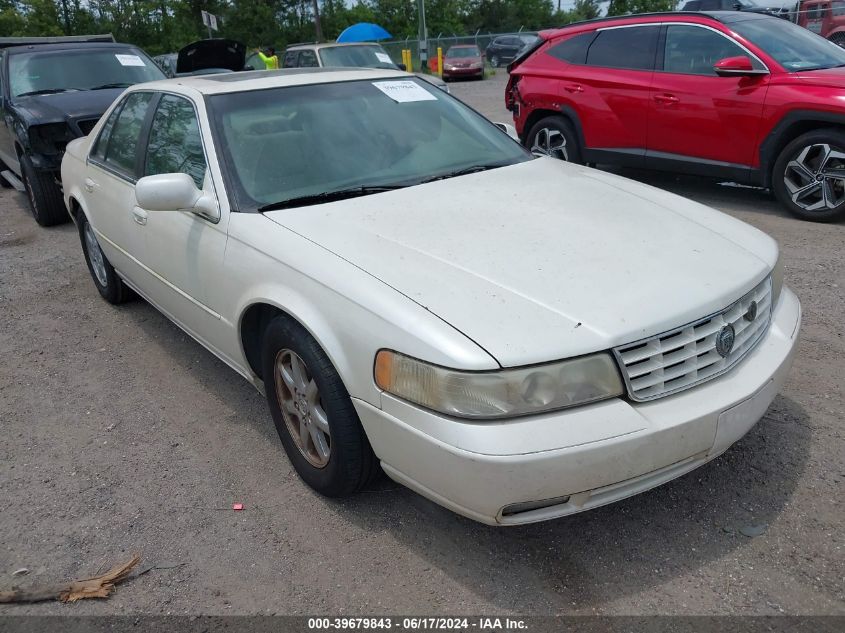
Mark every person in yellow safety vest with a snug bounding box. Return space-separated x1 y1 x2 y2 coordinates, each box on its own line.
255 47 279 70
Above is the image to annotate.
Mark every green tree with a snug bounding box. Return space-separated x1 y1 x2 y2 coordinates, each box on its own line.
607 0 675 15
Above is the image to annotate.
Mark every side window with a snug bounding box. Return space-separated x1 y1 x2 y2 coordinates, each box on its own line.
663 25 763 75
283 51 299 68
299 50 319 67
833 0 845 15
91 102 122 161
586 26 659 71
102 92 154 176
547 32 596 64
144 94 206 189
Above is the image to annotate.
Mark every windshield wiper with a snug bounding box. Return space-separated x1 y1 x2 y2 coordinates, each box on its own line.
419 163 505 184
16 88 74 97
89 83 132 90
258 184 407 212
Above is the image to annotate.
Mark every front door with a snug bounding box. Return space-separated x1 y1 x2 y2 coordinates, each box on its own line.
647 24 769 174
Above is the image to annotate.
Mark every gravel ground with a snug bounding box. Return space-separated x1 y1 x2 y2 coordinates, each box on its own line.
0 74 843 616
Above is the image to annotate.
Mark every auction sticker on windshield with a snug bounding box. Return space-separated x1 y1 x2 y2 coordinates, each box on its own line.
375 52 393 64
373 80 437 103
115 54 145 66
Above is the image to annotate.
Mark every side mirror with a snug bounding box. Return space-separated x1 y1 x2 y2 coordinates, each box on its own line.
494 122 519 141
136 173 219 220
713 55 769 77
397 63 407 71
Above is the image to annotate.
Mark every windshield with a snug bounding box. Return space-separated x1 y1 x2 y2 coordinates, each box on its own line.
446 47 481 58
732 17 845 71
318 45 398 69
208 78 530 210
9 48 165 98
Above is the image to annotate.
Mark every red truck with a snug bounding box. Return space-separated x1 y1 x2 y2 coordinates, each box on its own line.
798 0 845 45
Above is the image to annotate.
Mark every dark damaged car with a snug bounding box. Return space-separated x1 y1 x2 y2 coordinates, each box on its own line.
0 36 165 226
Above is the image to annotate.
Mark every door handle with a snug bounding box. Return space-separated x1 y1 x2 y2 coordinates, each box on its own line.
132 207 148 226
84 177 98 193
564 84 584 93
654 94 679 104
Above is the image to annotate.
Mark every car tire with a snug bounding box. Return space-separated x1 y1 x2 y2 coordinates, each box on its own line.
261 316 379 497
20 153 67 227
772 128 845 222
831 33 845 48
79 214 131 304
490 55 499 68
525 115 582 164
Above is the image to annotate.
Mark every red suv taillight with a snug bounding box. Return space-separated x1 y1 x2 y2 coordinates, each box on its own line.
506 75 521 115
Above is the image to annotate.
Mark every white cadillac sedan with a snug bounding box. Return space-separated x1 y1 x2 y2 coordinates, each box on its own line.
61 68 801 526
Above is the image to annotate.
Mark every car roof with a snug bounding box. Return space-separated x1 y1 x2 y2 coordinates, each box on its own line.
541 10 773 37
3 41 142 54
287 42 384 51
128 67 410 96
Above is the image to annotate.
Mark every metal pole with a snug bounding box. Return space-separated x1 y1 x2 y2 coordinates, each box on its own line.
417 0 428 70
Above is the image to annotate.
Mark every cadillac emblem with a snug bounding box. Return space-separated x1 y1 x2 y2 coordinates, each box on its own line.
715 324 736 358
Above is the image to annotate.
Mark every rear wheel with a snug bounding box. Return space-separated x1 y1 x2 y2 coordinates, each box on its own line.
772 129 845 222
261 316 379 497
525 116 582 164
20 153 67 227
79 215 131 304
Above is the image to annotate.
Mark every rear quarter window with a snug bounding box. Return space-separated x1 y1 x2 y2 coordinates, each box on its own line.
547 32 596 64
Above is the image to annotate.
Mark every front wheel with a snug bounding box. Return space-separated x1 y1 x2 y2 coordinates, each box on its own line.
489 55 499 68
261 316 379 497
772 129 845 222
525 115 582 164
20 154 67 226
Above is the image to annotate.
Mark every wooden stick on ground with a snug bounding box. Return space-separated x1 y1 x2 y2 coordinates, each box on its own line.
0 554 141 604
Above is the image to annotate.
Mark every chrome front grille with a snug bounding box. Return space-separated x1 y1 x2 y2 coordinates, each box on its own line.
613 276 773 402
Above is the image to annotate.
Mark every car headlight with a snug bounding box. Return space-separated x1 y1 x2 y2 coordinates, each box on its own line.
470 61 482 68
771 250 784 303
374 350 623 419
443 63 455 71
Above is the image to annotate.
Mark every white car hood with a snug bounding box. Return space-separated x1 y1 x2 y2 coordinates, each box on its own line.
265 159 776 367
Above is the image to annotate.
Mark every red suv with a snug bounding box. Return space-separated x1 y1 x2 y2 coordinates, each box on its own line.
507 11 845 222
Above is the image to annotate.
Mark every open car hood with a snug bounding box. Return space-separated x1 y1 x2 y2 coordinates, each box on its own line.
176 39 245 74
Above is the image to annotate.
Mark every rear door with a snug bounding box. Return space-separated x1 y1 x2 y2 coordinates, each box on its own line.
562 25 659 163
646 23 769 173
135 92 228 345
84 91 156 281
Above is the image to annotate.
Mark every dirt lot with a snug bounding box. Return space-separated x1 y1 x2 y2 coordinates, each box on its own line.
1 74 843 616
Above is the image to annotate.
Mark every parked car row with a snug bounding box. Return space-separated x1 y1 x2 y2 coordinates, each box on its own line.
1 26 806 526
507 10 845 222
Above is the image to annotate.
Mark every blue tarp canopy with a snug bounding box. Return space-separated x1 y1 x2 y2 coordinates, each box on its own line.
336 23 392 43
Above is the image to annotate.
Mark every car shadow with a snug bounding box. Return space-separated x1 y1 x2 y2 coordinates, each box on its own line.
118 252 811 612
323 394 811 612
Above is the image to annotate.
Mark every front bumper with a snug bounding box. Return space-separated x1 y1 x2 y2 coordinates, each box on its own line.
354 287 801 525
443 67 483 78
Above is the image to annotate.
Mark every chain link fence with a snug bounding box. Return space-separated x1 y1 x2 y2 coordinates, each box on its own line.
380 30 539 72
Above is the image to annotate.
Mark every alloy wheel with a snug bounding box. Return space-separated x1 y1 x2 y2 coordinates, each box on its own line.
84 222 108 287
784 143 845 212
530 127 569 161
274 349 331 468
